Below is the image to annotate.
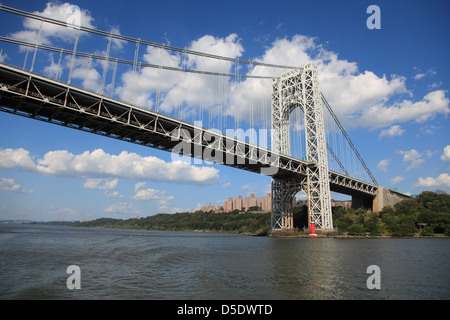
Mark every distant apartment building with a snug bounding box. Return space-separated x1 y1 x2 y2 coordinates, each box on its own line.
261 193 271 212
197 194 350 214
223 193 272 213
197 203 223 213
331 199 352 209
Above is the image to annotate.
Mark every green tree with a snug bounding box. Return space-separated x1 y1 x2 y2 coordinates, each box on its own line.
417 208 437 225
365 222 381 235
394 199 419 216
332 206 347 220
347 224 365 235
445 226 450 236
416 191 450 213
421 226 435 236
336 215 355 233
390 215 417 236
431 212 450 234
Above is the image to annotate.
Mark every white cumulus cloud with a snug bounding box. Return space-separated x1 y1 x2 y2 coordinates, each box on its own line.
357 90 449 129
397 149 425 171
133 182 174 205
0 147 219 186
222 182 231 188
377 159 390 172
104 190 124 199
83 178 118 190
441 145 450 163
115 33 244 115
0 177 33 194
10 2 95 46
414 173 450 189
390 176 404 185
0 178 21 192
379 125 405 139
104 202 139 214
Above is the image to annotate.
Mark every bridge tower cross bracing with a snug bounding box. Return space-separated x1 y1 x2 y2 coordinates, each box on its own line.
271 62 333 232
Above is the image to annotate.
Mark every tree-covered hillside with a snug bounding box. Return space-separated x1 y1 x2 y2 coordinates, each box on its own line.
72 211 271 235
329 191 450 236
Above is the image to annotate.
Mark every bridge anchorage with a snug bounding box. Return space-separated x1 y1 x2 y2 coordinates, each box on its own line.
271 63 332 233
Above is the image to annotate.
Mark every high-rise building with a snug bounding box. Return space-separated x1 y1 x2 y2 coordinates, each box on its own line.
236 195 243 211
223 193 271 213
262 193 271 212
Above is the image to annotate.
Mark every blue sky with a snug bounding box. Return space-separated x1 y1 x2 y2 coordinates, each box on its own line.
0 0 449 221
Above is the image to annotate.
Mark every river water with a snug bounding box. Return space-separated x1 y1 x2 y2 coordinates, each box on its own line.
0 224 448 300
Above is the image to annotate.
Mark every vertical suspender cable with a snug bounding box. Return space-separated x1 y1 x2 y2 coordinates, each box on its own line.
249 62 253 138
100 34 112 95
67 28 80 85
30 18 43 74
110 59 118 97
55 49 63 80
219 58 222 133
201 54 205 127
85 54 92 89
131 38 140 105
23 45 30 70
233 62 239 132
156 46 163 113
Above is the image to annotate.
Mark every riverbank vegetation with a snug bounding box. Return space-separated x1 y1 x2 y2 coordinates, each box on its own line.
72 191 450 237
72 211 271 235
330 191 450 237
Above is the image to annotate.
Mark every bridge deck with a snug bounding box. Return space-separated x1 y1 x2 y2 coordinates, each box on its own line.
0 63 377 197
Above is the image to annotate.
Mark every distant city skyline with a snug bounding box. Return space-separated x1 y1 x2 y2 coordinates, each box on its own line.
195 193 352 214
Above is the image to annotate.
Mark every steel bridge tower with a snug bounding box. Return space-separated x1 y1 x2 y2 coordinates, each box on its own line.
271 63 333 232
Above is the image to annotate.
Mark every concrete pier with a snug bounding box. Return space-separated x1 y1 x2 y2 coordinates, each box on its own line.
372 186 411 212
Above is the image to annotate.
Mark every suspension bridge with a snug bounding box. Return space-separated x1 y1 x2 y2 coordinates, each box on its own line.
0 5 409 232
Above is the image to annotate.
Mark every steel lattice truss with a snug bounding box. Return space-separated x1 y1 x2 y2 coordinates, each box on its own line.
271 63 333 232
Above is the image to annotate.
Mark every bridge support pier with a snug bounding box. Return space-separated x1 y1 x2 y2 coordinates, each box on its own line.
270 63 333 233
372 186 411 212
350 186 411 212
271 177 304 231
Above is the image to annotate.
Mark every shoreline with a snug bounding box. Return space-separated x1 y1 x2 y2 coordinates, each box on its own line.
6 222 448 239
266 232 450 239
73 224 450 239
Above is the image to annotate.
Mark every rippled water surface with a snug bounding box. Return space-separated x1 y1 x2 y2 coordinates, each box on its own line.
0 224 449 299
